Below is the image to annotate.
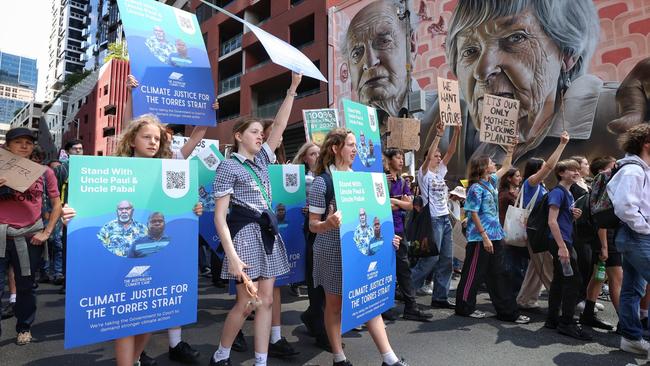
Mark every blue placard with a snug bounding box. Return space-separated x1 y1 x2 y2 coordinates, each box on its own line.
64 156 198 349
333 171 395 333
117 0 216 126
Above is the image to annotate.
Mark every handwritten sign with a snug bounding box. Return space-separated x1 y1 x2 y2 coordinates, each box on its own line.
437 77 462 126
0 148 46 193
479 94 519 146
386 117 420 151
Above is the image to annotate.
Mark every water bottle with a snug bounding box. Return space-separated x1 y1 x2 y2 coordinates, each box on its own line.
595 261 606 282
561 258 573 277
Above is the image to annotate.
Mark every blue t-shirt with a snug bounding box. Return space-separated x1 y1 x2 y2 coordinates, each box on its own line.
547 185 575 245
464 173 505 242
522 179 547 208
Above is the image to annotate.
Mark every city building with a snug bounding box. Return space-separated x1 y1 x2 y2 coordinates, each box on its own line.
0 51 38 123
191 0 329 156
63 59 129 155
46 0 91 100
0 123 10 144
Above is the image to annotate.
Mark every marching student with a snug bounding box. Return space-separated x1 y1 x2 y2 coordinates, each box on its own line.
61 115 203 366
309 128 408 366
0 128 62 345
544 160 591 341
208 72 302 366
454 147 530 324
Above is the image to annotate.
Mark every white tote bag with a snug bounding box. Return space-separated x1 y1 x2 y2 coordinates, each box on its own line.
503 184 540 247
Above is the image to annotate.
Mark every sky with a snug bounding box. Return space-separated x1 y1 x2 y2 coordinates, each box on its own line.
0 0 51 101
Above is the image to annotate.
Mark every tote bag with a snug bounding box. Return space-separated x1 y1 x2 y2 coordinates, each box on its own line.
503 184 540 247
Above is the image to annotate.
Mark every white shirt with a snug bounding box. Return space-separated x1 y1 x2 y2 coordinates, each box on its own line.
418 162 449 218
607 154 650 235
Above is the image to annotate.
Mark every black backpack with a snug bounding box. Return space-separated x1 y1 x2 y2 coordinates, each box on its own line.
526 186 570 253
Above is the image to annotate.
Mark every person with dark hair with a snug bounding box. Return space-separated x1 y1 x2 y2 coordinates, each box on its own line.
128 212 170 258
516 132 570 310
579 156 620 331
544 159 591 340
410 121 461 309
607 124 650 356
0 127 62 345
383 147 432 322
498 167 527 296
454 146 529 324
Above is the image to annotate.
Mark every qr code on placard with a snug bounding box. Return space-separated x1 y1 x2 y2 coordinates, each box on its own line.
166 171 186 190
204 154 218 168
374 182 385 199
285 173 298 188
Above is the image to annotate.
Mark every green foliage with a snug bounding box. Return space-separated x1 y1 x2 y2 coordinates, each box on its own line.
103 41 129 63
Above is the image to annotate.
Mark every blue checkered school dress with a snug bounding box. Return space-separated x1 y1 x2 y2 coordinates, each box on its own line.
212 143 290 280
309 174 343 295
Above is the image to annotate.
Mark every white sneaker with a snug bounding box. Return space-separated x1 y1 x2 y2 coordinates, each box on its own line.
595 302 605 312
620 337 650 355
417 283 433 296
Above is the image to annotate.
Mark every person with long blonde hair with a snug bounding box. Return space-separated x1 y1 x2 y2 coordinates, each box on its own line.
309 128 408 366
62 114 203 366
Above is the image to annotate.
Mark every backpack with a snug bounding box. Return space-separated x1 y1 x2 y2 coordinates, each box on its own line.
305 171 334 247
526 186 568 253
590 161 645 229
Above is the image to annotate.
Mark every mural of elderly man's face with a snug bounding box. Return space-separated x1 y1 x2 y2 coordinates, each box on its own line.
116 201 134 224
454 10 567 143
346 1 413 115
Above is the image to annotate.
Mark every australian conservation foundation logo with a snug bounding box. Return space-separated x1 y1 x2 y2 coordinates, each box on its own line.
168 72 186 88
366 261 378 280
124 265 152 287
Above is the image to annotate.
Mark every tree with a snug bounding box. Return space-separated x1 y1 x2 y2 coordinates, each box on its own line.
63 69 92 90
104 41 129 63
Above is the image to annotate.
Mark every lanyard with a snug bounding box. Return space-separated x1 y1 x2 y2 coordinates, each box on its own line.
236 158 273 211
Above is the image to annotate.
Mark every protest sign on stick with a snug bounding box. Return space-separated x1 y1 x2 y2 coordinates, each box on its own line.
437 77 462 126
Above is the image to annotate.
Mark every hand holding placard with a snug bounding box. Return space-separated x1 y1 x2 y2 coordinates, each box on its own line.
479 94 520 146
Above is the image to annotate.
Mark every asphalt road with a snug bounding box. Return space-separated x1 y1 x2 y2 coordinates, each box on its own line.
1 276 647 366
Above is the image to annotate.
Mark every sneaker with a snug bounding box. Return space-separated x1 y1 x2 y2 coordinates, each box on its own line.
580 314 613 330
381 359 410 366
200 267 212 277
430 300 455 309
232 330 247 352
269 337 300 358
595 302 605 312
334 360 353 366
557 323 592 341
209 358 232 366
544 319 559 329
1 302 15 320
468 310 486 319
139 351 157 366
403 307 433 322
16 331 32 345
169 341 200 364
382 308 400 321
52 274 65 286
416 283 433 296
620 337 650 355
514 315 531 324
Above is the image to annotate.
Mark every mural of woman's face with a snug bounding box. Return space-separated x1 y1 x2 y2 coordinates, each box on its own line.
454 10 565 143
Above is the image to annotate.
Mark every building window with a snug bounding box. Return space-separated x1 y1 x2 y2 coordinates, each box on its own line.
289 14 315 49
103 85 108 95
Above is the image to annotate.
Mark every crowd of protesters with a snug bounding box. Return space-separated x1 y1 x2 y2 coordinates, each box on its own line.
1 70 650 365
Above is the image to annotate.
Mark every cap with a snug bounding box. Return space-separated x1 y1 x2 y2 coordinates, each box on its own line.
5 128 36 143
